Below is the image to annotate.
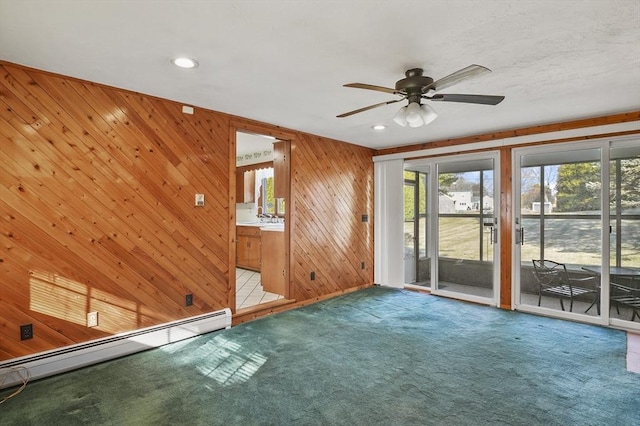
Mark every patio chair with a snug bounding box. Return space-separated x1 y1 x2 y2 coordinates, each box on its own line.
610 282 640 322
532 260 598 312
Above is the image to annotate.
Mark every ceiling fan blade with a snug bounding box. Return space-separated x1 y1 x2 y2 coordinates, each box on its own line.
429 94 505 105
425 64 491 92
343 83 400 95
337 98 404 118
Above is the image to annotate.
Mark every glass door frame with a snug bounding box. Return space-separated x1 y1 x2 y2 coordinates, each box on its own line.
403 170 430 286
405 150 501 307
512 140 606 325
512 137 639 331
404 175 417 284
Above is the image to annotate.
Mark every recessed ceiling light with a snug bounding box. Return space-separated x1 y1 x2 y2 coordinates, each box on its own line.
172 57 199 69
372 125 386 131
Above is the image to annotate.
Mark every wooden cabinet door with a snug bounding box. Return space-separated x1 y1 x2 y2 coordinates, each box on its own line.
273 141 288 199
261 230 285 295
235 170 244 203
235 170 255 203
243 170 255 203
237 227 261 271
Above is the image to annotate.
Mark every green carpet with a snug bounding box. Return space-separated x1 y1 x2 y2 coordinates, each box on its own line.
1 286 638 425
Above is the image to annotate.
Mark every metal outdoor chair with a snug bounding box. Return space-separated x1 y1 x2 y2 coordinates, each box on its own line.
610 281 640 322
532 260 598 312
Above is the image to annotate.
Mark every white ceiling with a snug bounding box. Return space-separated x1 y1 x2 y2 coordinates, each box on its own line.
1 0 638 150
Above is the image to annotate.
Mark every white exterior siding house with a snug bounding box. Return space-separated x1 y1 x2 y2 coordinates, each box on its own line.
449 191 473 211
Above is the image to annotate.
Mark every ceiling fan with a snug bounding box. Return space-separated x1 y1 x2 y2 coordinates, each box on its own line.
337 64 505 127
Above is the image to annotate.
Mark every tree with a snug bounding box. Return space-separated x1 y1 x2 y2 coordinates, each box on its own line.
611 157 640 211
556 158 640 213
556 162 601 212
438 173 457 194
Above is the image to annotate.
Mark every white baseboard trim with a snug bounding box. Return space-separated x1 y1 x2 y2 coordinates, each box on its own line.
0 308 231 389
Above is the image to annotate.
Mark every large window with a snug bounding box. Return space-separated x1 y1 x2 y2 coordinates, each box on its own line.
252 168 285 217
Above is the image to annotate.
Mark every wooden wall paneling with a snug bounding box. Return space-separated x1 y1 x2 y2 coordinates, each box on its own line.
0 63 233 359
101 91 231 289
227 126 237 311
499 148 513 309
0 300 76 356
31 72 230 301
0 78 192 318
0 134 188 325
290 133 374 301
29 70 228 255
0 80 206 310
100 95 232 292
311 137 372 258
60 80 225 240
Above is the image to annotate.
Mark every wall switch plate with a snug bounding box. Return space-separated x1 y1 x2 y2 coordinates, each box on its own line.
361 214 369 222
195 194 204 207
310 271 316 281
87 312 99 327
185 294 193 306
20 324 33 340
361 261 365 269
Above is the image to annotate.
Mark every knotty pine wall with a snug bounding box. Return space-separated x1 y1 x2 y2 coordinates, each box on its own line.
0 62 375 360
290 134 374 301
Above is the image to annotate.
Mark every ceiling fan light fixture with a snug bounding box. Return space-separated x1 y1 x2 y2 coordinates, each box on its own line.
393 106 409 127
393 102 437 128
405 102 423 126
419 103 438 126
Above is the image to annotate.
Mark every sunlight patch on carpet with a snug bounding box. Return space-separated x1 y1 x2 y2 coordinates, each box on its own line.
191 335 267 386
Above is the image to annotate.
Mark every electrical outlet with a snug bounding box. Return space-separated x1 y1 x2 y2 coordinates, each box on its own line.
87 312 99 327
20 324 33 341
185 293 193 306
194 194 204 207
362 214 369 222
361 261 365 269
310 271 316 281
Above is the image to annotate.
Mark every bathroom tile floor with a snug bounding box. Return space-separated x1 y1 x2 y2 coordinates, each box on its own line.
236 268 283 309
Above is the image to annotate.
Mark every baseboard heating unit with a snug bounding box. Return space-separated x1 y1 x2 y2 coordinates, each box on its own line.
0 308 231 389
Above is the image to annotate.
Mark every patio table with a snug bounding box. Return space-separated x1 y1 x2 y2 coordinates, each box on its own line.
581 266 640 318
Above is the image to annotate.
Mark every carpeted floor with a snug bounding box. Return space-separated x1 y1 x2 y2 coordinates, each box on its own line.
1 286 639 425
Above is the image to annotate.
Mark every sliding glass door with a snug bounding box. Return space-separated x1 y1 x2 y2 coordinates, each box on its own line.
404 175 417 284
515 146 602 318
608 143 640 326
435 156 498 303
404 170 429 286
405 152 499 305
514 139 639 328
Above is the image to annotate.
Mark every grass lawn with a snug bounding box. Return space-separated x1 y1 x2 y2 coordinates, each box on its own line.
405 216 640 268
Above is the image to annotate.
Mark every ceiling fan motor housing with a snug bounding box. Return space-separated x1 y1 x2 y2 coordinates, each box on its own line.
395 68 433 103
